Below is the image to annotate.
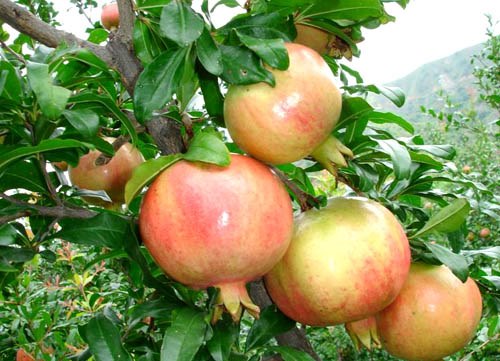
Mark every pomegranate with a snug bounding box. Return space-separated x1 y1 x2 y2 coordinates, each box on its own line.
462 165 472 174
479 228 490 238
224 43 342 165
101 2 119 31
16 349 35 361
264 197 411 326
377 263 482 361
294 24 334 56
139 154 293 320
345 316 381 351
69 138 144 205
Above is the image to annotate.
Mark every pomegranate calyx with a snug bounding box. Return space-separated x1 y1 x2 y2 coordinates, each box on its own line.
212 282 260 323
311 135 353 174
345 316 381 351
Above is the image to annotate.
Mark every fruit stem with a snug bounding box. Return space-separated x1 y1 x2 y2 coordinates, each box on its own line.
310 135 353 175
212 282 260 323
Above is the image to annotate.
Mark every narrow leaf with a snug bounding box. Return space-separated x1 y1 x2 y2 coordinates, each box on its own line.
236 31 289 70
134 47 188 122
81 314 132 361
207 316 239 361
245 306 296 352
160 0 205 47
220 45 274 86
53 213 129 249
63 109 100 139
269 346 316 361
160 308 207 361
183 131 230 166
425 243 469 282
374 139 411 180
412 198 470 238
196 27 223 76
27 62 71 119
124 154 182 205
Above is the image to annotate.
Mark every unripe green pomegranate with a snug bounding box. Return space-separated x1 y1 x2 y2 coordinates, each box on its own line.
264 197 411 326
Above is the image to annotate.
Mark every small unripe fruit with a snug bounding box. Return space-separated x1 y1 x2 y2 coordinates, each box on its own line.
101 2 120 31
479 228 490 238
466 232 474 241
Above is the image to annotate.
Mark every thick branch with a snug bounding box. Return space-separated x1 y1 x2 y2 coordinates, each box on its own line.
0 0 111 63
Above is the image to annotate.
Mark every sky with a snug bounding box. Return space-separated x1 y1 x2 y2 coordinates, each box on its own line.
51 0 500 85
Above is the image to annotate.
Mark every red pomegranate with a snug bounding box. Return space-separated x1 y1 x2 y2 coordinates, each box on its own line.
101 2 119 31
69 138 144 205
264 197 410 326
377 263 483 361
16 349 35 361
224 43 342 165
139 154 293 320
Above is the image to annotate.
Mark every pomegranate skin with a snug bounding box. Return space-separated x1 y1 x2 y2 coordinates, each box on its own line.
377 263 483 361
69 139 144 203
264 197 410 326
139 154 293 318
224 43 342 165
101 2 120 30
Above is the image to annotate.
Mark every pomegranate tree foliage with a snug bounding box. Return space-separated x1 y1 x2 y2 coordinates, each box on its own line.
0 0 498 360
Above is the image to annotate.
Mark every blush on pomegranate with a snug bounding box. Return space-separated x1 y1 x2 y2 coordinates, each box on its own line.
264 197 411 326
376 263 483 361
224 43 342 165
139 154 293 321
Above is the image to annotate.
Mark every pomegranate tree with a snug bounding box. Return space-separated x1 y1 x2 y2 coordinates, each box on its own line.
69 138 144 205
101 2 119 31
376 263 483 361
139 154 293 320
264 197 410 326
224 43 342 165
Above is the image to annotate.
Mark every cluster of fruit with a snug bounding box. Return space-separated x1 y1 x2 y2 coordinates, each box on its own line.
63 6 483 361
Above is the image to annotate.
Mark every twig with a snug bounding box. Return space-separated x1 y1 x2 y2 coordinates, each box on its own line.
0 38 26 64
38 154 63 205
271 166 320 212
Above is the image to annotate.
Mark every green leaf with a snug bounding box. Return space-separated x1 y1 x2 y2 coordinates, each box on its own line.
53 213 129 249
160 308 208 361
220 45 274 86
134 19 165 64
411 144 456 160
134 47 189 122
0 246 36 263
425 243 469 282
0 61 22 102
303 0 383 22
26 62 71 120
63 109 99 139
70 92 139 145
412 198 470 239
196 27 223 76
160 0 205 47
207 316 239 361
268 346 316 361
364 111 414 133
124 154 182 205
198 65 224 123
0 224 18 246
374 139 411 180
218 12 296 41
245 305 296 352
462 246 500 259
335 97 373 130
0 159 50 194
0 138 92 171
236 31 289 70
183 130 231 166
80 313 132 361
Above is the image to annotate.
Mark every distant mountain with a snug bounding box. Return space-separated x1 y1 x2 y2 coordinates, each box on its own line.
370 43 496 123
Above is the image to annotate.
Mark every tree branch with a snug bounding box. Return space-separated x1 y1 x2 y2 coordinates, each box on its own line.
0 0 111 63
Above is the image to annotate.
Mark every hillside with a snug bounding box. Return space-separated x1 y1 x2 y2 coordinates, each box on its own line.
370 43 497 123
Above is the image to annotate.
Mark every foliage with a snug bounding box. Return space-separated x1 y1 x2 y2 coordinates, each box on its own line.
0 1 498 360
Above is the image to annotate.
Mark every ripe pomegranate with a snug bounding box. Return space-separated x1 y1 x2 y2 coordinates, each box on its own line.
69 138 144 205
101 2 119 31
345 316 381 351
479 228 490 238
264 197 411 326
16 349 35 361
224 43 342 165
462 165 472 174
376 263 482 361
139 154 293 320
